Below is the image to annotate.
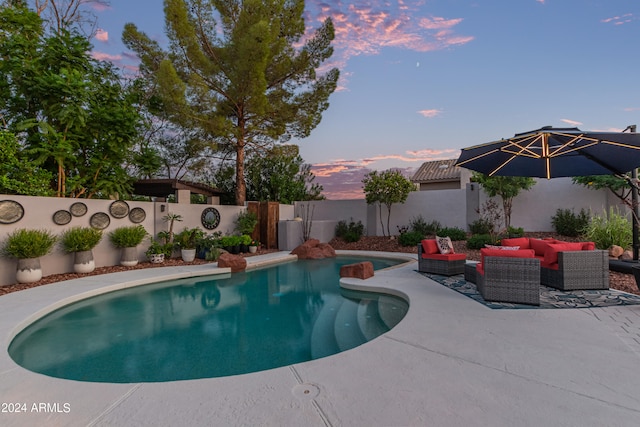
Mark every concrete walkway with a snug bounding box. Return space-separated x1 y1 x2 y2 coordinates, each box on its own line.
1 251 640 427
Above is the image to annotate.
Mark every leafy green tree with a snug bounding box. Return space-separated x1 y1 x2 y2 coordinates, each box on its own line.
362 170 415 237
472 173 536 230
0 3 141 198
572 175 631 206
0 130 53 196
122 0 339 205
245 145 324 204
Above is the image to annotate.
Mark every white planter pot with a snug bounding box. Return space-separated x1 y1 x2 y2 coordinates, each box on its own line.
181 249 196 262
248 246 257 253
16 258 42 283
120 247 138 266
73 250 95 273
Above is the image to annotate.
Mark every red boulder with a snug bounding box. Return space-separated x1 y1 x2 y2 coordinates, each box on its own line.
218 253 247 273
339 261 374 280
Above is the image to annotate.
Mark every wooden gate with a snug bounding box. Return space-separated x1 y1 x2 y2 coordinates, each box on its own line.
247 201 279 249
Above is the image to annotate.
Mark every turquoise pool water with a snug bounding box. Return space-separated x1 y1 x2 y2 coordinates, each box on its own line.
9 257 408 383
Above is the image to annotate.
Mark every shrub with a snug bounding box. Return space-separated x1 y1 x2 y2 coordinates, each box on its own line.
409 215 440 235
551 208 589 237
234 210 258 235
468 218 493 235
335 218 365 243
466 234 495 249
506 226 525 238
398 230 424 247
109 225 148 248
583 207 632 250
1 229 57 259
60 227 103 253
436 227 467 241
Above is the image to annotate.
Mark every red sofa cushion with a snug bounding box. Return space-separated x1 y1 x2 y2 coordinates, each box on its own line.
476 248 535 276
582 241 596 250
421 239 440 255
543 242 587 265
500 237 531 249
529 238 560 256
423 253 466 261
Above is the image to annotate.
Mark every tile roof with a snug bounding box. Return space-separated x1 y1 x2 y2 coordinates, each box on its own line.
410 159 462 183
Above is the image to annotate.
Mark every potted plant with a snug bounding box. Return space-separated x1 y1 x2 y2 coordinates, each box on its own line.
109 225 148 266
174 227 204 262
60 226 103 273
235 210 258 235
249 239 260 254
145 238 173 264
239 234 252 253
197 231 222 260
1 229 57 283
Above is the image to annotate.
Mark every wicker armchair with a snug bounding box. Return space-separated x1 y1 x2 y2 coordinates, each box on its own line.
417 242 466 276
541 250 609 291
476 256 540 306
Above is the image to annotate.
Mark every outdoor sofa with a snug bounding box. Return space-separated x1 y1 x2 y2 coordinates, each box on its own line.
500 237 609 291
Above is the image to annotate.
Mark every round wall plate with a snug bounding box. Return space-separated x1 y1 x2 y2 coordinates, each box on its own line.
0 200 25 224
109 200 130 218
70 202 88 217
90 212 111 230
201 207 221 230
53 210 72 225
129 207 146 223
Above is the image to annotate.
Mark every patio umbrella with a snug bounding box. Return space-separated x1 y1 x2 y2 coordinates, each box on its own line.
455 125 640 260
454 126 640 179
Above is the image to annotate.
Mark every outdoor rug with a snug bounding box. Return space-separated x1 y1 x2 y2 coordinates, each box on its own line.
419 271 640 309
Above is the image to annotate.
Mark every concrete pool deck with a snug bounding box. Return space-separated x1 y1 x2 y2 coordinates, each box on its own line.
1 250 640 426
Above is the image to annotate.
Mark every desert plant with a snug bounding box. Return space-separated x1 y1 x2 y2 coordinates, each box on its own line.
583 207 633 250
506 225 525 238
162 213 183 243
551 208 589 237
60 227 102 253
146 239 173 258
174 227 205 249
398 230 424 247
467 234 496 249
1 229 57 259
468 218 493 235
234 210 258 235
109 225 148 248
436 227 467 241
335 218 365 243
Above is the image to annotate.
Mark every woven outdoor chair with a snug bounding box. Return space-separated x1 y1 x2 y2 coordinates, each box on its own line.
476 256 541 306
417 242 466 276
540 250 609 291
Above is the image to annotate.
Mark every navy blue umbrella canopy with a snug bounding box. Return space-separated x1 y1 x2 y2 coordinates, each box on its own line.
454 126 640 178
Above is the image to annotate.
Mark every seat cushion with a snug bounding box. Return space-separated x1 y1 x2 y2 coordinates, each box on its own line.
423 253 466 261
543 242 586 265
529 238 558 256
477 248 535 276
500 237 530 249
421 239 440 255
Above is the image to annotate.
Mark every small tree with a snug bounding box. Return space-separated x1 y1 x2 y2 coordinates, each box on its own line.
362 170 414 237
472 173 535 230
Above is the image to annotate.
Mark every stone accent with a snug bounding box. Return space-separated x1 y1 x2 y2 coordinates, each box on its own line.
609 245 624 258
291 239 336 259
340 261 374 280
217 253 247 273
621 250 634 261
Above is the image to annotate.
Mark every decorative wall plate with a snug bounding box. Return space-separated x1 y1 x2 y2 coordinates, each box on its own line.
129 207 146 223
109 200 130 218
90 212 110 230
70 202 88 217
0 200 24 224
53 210 72 225
201 207 221 230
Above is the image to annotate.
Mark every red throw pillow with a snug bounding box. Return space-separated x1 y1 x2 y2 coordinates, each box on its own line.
581 241 596 251
529 238 557 256
421 239 439 255
500 237 530 249
543 242 585 265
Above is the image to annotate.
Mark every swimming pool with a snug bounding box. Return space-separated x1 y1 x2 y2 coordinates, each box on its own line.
9 256 408 383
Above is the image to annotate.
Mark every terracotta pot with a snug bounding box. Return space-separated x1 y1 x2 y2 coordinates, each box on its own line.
16 258 42 283
73 250 95 273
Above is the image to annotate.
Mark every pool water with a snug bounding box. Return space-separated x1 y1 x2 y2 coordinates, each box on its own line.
9 257 408 383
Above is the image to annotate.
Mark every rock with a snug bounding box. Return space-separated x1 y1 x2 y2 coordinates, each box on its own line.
609 245 624 258
217 253 247 273
621 250 634 261
291 239 336 259
340 261 374 280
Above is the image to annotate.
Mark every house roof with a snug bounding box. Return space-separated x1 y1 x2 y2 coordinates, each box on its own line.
410 159 462 183
132 179 226 198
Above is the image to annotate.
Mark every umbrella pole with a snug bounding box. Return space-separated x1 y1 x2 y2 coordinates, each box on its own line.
633 167 639 261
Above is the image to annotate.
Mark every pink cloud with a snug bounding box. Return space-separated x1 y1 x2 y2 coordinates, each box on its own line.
95 29 108 42
417 109 442 118
602 14 634 25
91 51 122 61
560 119 583 126
90 2 111 12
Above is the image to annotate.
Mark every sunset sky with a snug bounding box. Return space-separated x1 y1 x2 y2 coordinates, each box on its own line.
87 0 640 199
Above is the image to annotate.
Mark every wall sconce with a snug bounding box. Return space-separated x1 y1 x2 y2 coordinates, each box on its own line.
160 204 166 212
470 183 475 191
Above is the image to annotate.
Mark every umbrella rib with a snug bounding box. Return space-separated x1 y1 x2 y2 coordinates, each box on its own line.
455 148 501 166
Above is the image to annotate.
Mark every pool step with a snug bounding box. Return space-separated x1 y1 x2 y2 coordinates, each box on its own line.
377 296 406 330
334 298 367 351
356 298 389 341
310 295 342 359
